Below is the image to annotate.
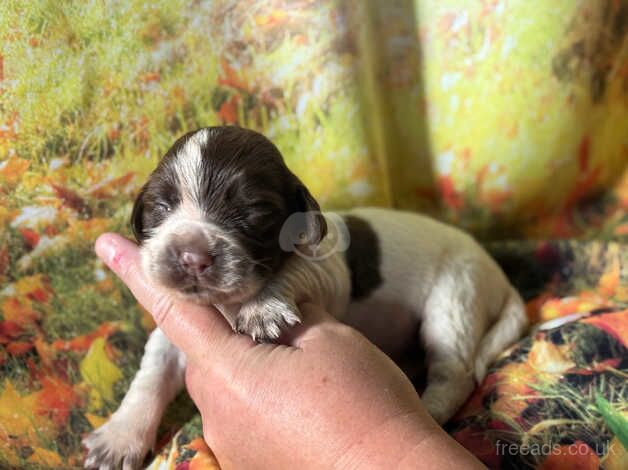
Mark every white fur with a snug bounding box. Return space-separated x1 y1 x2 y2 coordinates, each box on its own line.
338 208 528 422
83 329 185 470
175 128 207 205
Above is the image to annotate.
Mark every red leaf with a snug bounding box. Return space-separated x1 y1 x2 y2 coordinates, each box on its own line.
539 441 599 470
139 71 160 83
218 58 250 91
437 176 464 210
19 227 40 249
0 246 8 276
36 376 81 427
6 341 34 355
582 310 628 347
43 224 59 237
567 357 622 375
0 320 23 343
564 167 601 208
218 96 239 124
51 183 91 216
51 322 119 353
27 287 50 304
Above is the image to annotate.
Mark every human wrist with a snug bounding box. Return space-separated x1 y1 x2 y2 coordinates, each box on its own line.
334 409 483 470
334 409 438 470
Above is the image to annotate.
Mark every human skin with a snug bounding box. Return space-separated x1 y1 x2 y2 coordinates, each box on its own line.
95 233 484 470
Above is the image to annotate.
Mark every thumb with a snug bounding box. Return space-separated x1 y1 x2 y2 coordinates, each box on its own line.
95 233 254 365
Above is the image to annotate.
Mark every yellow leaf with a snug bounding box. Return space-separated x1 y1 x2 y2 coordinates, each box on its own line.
0 206 12 227
0 381 55 442
188 438 220 470
528 340 575 373
85 412 108 429
14 274 47 296
602 437 627 470
1 296 40 326
20 173 47 192
80 337 122 409
0 440 22 468
598 264 620 298
493 362 538 415
28 446 63 466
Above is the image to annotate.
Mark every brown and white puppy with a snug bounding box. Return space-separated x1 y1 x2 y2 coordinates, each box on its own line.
84 126 528 469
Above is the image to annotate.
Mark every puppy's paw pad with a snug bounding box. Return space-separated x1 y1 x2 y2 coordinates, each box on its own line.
236 298 301 342
83 418 152 470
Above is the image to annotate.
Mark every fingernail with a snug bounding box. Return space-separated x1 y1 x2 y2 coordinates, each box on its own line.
95 235 118 266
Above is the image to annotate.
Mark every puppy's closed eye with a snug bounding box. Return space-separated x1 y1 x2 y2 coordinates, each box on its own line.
146 199 175 227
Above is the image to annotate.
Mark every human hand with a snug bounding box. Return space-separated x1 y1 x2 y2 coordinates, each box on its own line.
95 233 483 469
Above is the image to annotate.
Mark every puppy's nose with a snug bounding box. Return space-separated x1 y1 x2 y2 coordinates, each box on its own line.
180 250 213 274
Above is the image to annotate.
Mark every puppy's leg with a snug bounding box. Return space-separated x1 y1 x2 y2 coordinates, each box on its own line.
419 282 480 425
236 287 301 342
235 250 350 342
474 287 527 382
83 328 185 470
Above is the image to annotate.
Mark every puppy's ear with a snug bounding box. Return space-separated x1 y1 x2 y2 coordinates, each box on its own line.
294 184 327 245
130 185 148 243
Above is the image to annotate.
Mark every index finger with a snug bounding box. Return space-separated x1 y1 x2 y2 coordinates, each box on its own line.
95 232 253 364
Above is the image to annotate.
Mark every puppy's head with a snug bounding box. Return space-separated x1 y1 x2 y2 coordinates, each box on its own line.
131 126 326 305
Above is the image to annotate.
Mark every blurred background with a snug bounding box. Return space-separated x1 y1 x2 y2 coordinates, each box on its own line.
0 0 626 468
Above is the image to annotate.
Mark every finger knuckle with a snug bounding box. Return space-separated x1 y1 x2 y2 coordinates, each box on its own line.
115 253 137 281
333 324 365 345
151 294 176 325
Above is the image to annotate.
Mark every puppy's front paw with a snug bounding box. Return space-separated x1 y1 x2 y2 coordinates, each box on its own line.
83 415 153 470
236 296 301 342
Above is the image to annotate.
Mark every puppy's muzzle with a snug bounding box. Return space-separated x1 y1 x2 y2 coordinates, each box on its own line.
172 231 214 276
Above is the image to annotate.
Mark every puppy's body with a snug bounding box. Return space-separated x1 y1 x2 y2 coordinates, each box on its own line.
342 208 525 383
84 127 527 469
